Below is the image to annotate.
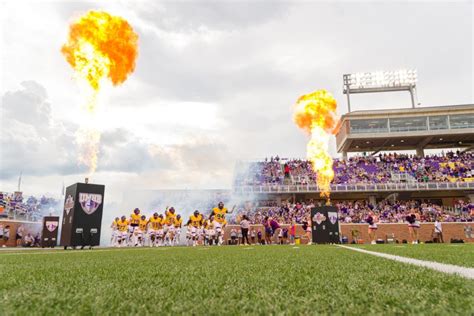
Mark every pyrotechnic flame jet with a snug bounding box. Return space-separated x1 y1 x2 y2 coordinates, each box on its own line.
62 10 138 176
292 90 339 204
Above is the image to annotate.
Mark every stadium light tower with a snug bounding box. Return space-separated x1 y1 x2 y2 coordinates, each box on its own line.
343 69 418 112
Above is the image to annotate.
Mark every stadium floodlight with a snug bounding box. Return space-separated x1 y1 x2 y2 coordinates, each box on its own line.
343 69 418 112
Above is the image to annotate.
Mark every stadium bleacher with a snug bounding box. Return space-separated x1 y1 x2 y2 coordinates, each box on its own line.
0 191 56 222
228 199 474 225
234 151 473 186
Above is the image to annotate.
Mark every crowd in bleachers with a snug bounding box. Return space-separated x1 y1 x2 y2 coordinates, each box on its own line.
229 199 474 225
0 192 57 221
235 151 473 186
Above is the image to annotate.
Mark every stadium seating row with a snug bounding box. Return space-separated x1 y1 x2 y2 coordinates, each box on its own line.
234 151 473 186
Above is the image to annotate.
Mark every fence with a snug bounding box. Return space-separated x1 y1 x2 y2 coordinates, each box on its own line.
233 181 474 194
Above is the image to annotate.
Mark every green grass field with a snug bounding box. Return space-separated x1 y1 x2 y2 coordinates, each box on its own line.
1 245 473 315
354 243 474 268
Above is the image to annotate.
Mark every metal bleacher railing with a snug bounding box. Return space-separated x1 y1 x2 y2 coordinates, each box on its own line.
233 181 474 194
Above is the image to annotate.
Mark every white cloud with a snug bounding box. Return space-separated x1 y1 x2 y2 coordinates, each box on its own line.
1 0 472 203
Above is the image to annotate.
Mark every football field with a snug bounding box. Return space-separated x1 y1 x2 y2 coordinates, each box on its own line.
1 244 473 315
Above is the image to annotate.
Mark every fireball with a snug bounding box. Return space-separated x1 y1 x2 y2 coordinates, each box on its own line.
62 11 138 175
293 90 339 201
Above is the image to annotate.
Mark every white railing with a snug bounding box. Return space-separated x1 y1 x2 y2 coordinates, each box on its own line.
233 181 474 194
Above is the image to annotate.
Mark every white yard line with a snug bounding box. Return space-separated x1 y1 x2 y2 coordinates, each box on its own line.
337 245 474 280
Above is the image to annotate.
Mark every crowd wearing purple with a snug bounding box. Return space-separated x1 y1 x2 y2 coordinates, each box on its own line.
235 151 473 186
229 199 474 225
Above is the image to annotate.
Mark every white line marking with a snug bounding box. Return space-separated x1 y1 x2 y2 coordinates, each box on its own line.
338 245 474 280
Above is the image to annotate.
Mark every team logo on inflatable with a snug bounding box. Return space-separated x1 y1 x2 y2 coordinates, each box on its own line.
79 193 102 215
64 195 74 215
45 221 59 232
328 212 338 225
312 212 326 225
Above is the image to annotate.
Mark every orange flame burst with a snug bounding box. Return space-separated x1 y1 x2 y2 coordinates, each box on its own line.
293 90 339 202
62 10 138 96
61 11 138 176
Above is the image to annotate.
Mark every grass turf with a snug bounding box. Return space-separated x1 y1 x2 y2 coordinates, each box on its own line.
0 245 473 315
352 243 474 268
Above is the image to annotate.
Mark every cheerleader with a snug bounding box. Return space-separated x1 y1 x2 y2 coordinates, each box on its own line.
302 216 312 245
366 212 378 244
406 211 420 244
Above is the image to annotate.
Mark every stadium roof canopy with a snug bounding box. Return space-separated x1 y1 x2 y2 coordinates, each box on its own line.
335 104 474 156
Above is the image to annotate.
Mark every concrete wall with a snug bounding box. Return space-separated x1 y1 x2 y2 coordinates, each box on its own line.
224 223 474 244
0 220 42 247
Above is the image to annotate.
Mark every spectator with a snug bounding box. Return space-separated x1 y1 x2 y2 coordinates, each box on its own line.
269 217 281 244
263 216 273 245
235 151 472 187
2 225 10 247
302 217 311 245
23 233 34 247
230 229 237 245
289 219 296 245
240 215 251 245
257 230 263 245
16 225 24 247
250 228 256 245
434 218 443 243
281 227 288 244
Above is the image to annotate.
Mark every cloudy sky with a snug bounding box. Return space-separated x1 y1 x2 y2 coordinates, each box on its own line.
0 0 472 203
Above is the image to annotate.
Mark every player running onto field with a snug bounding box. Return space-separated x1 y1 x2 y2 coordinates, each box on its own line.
110 217 119 246
148 213 161 247
116 216 129 247
187 210 203 246
129 208 141 245
135 215 148 247
173 214 183 246
211 202 235 230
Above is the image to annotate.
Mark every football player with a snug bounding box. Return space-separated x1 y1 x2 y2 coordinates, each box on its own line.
156 214 165 246
148 213 161 247
110 217 119 246
135 215 148 247
187 210 203 246
206 215 217 246
116 216 129 247
165 223 176 246
165 206 177 226
211 202 235 229
129 208 141 245
173 214 183 246
211 215 224 246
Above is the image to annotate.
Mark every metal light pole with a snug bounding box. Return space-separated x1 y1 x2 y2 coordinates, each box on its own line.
343 69 418 113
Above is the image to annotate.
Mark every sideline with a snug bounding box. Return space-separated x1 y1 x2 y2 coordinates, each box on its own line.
337 245 474 280
0 247 164 256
